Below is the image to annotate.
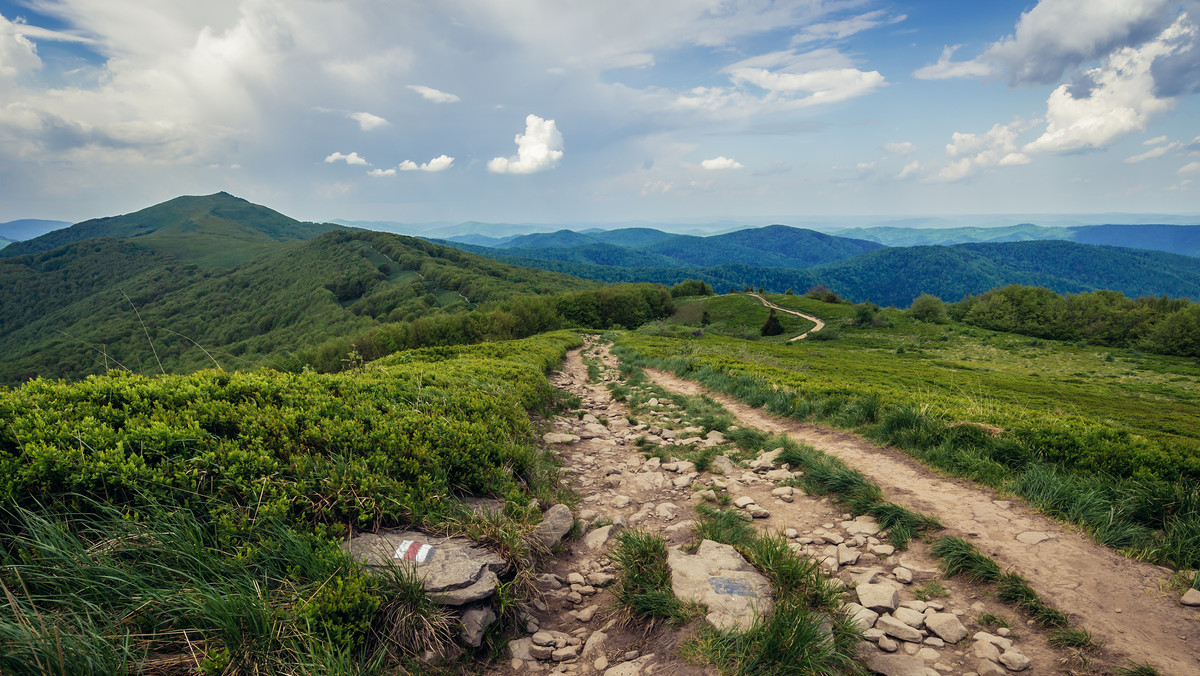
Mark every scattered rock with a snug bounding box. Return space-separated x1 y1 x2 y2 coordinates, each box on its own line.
459 605 496 648
892 606 925 628
536 504 574 548
584 525 615 550
977 659 1006 676
837 543 861 566
924 613 968 644
844 515 883 536
552 645 579 661
733 496 756 509
543 433 580 444
876 614 923 643
845 602 880 630
535 573 563 591
893 566 913 584
1181 588 1200 606
668 539 773 631
857 583 900 612
344 531 507 605
604 654 655 675
710 456 736 475
999 651 1031 672
857 647 927 676
655 503 680 520
878 635 899 652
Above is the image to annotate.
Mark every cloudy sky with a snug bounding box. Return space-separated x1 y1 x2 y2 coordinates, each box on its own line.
1 0 1199 225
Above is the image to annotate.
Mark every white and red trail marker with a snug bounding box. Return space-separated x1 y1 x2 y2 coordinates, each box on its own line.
393 540 435 563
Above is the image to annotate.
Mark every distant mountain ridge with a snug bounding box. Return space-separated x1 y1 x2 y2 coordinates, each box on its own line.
0 218 71 242
829 223 1200 256
1 192 339 267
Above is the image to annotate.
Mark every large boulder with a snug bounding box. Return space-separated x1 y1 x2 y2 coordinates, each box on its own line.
924 612 968 644
856 583 899 612
668 539 773 631
536 504 574 548
344 530 508 605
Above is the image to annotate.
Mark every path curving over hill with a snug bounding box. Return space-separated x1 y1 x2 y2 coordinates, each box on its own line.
746 293 825 341
641 363 1200 675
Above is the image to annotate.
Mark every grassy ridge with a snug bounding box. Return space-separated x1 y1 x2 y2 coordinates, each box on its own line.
0 331 582 672
614 295 1200 570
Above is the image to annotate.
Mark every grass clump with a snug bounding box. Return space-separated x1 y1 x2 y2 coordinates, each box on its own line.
913 581 948 601
610 530 698 626
975 612 1011 629
1115 662 1161 676
1047 627 1100 651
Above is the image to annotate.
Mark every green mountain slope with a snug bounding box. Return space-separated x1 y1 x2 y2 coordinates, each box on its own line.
1 192 338 267
1070 224 1200 257
832 223 1071 246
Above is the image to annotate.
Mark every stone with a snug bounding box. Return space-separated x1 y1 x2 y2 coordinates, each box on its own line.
878 635 899 652
532 631 556 647
893 567 913 584
977 659 1006 676
706 430 726 443
876 614 923 643
552 645 578 661
750 508 771 519
733 496 756 509
917 648 940 662
588 572 616 587
509 637 534 660
543 433 580 444
924 613 968 644
857 646 928 676
972 640 1000 663
655 503 680 520
1015 531 1050 545
535 573 564 591
923 637 944 648
771 487 794 497
603 654 655 675
764 469 793 481
999 652 1031 672
536 504 575 548
845 602 880 631
668 539 773 631
710 456 736 475
567 572 586 585
529 644 554 660
750 448 784 470
344 530 507 606
460 605 497 648
583 525 614 551
1181 588 1200 606
673 473 697 488
900 600 927 612
872 544 896 557
973 632 1012 651
844 515 883 536
837 543 861 566
612 495 631 508
893 606 926 628
857 583 900 612
581 629 607 659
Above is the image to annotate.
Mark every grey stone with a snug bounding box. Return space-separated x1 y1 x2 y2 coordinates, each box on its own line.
580 423 608 438
552 645 578 661
531 631 556 647
582 629 607 659
343 530 507 606
977 659 1006 676
837 543 861 566
916 647 940 662
668 539 773 631
999 651 1031 672
655 502 680 520
973 632 1012 651
857 646 927 676
733 496 756 508
536 504 574 548
857 583 900 612
603 654 655 675
924 613 968 644
972 640 1000 662
1181 588 1200 606
893 566 913 584
543 432 580 444
710 456 736 475
583 525 614 550
529 644 553 660
535 573 563 590
876 614 923 643
587 572 616 586
878 635 899 652
872 544 896 556
845 602 880 630
844 515 883 536
509 637 534 660
750 448 784 470
1015 531 1050 545
460 605 496 648
893 606 926 628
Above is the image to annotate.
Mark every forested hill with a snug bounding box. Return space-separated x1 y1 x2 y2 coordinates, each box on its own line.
0 192 339 267
0 228 595 384
828 222 1200 256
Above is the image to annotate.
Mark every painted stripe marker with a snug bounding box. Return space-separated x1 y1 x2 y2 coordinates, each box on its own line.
393 540 434 563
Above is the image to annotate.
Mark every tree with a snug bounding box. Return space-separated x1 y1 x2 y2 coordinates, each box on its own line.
757 285 765 294
784 288 794 295
701 310 711 326
908 294 947 323
761 309 784 336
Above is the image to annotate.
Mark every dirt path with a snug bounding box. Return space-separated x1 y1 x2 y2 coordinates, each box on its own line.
746 293 825 341
643 365 1200 675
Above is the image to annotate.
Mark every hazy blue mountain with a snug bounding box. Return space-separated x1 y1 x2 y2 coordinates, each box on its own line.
1070 225 1200 257
501 229 599 249
0 218 71 241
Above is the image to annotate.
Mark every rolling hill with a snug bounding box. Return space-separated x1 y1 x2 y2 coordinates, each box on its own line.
830 222 1200 257
0 192 338 267
0 218 71 242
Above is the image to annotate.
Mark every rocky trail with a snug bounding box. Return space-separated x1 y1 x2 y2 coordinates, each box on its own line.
483 336 1200 676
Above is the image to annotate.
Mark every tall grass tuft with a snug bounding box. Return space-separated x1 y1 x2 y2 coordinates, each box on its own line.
609 530 696 626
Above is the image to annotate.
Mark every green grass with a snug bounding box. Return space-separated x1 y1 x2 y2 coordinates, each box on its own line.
975 612 1011 629
1115 662 1161 676
913 581 948 601
609 530 699 626
671 294 815 343
1047 627 1100 651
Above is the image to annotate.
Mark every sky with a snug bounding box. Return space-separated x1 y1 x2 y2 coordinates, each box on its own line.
1 0 1199 226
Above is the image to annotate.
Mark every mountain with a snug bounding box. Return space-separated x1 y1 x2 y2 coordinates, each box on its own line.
1 192 339 267
0 218 71 241
1070 224 1200 257
502 229 598 249
824 223 1200 258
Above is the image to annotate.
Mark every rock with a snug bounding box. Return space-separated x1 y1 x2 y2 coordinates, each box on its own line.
876 614 923 643
771 487 793 497
872 544 896 557
612 495 631 508
460 605 496 648
580 423 608 438
535 573 564 591
668 539 773 631
510 637 534 661
924 613 968 644
917 648 940 662
972 640 1000 663
696 489 718 501
820 532 845 545
655 503 680 520
706 430 726 443
531 631 556 647
1015 531 1050 545
977 659 1006 676
999 652 1031 672
893 567 913 584
543 433 580 444
552 645 578 661
583 525 614 551
582 629 607 659
1181 588 1200 606
588 572 616 586
604 654 655 675
673 473 697 488
733 496 756 509
837 543 861 566
710 456 736 475
857 583 900 612
529 643 553 660
536 504 574 548
893 606 925 628
750 508 771 519
857 646 927 676
844 515 883 536
877 635 899 652
344 530 507 605
764 469 793 481
845 602 880 630
750 448 784 470
567 572 586 585
973 632 1012 651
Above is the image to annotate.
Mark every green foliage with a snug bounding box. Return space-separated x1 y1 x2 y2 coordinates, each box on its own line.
908 294 948 323
610 530 697 625
760 309 785 337
670 279 714 298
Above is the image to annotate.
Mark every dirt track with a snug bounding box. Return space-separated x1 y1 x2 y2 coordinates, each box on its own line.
643 365 1200 674
746 293 825 341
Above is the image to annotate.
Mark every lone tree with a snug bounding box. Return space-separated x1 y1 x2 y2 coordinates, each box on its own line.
761 308 785 336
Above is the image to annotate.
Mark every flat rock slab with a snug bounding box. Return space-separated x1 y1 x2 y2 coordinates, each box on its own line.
1015 531 1051 545
857 646 927 676
924 612 968 644
668 539 773 631
344 531 508 605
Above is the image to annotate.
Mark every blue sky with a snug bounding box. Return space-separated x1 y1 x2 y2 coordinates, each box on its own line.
1 0 1198 225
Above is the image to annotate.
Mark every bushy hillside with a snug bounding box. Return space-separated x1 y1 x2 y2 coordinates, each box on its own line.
0 192 338 267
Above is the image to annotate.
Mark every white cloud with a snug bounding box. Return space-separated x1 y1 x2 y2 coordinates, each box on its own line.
397 154 455 172
406 84 460 103
722 48 885 109
1023 15 1194 155
981 0 1175 86
884 141 916 156
1144 135 1169 145
324 151 369 165
699 156 743 170
1124 142 1179 163
1180 161 1200 174
0 13 45 82
931 119 1035 182
488 114 564 174
913 45 993 80
348 111 389 131
367 168 396 177
896 160 921 180
790 10 906 45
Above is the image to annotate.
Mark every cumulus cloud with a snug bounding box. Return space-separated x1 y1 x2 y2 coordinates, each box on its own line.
0 13 44 81
348 111 389 131
325 151 369 165
406 84 460 103
488 114 564 174
397 155 455 172
896 160 922 180
913 45 993 80
1023 15 1194 155
982 0 1175 86
931 120 1034 182
699 156 743 170
367 168 396 176
722 48 885 108
884 141 916 156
